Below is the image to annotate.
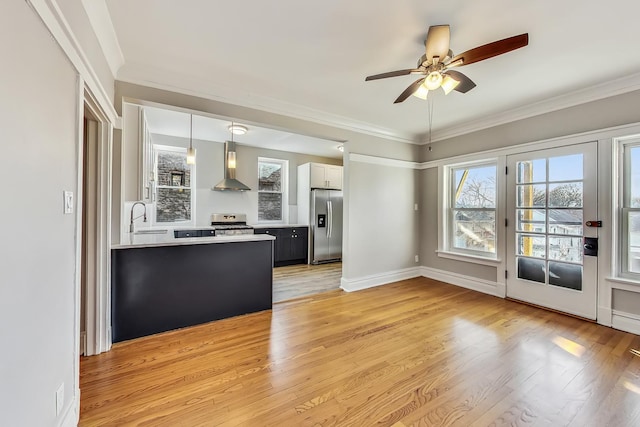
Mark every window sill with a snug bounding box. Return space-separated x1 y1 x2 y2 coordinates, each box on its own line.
436 250 501 266
606 276 640 290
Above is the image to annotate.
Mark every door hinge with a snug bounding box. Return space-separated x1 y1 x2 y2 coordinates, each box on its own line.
505 166 508 175
505 270 508 279
505 218 508 227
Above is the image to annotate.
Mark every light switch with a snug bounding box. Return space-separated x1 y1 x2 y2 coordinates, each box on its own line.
63 191 73 214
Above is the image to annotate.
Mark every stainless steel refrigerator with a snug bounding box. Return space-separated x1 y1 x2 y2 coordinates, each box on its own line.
310 189 343 264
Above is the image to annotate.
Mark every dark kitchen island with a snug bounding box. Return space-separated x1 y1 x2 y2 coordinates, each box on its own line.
111 233 275 342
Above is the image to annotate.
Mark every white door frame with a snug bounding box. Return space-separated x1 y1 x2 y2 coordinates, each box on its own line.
505 141 598 319
78 84 113 356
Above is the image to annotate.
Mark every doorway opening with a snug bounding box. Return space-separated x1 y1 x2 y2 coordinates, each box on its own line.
80 89 112 356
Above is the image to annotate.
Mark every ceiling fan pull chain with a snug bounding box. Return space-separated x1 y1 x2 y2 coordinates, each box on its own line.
427 96 434 152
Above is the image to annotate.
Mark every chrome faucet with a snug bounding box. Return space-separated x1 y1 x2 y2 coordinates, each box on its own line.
129 201 147 233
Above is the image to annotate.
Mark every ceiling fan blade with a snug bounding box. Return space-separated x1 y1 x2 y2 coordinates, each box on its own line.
425 25 450 62
448 33 528 67
365 69 420 81
394 78 425 104
443 70 476 93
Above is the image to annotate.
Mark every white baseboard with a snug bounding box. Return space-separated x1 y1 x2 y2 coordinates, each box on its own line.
612 310 640 335
340 267 421 292
58 389 80 427
420 266 501 297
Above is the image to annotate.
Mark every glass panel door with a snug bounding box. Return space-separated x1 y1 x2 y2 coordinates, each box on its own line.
506 142 597 319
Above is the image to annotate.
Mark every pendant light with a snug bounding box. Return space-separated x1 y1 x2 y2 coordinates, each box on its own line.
227 122 238 170
186 114 196 165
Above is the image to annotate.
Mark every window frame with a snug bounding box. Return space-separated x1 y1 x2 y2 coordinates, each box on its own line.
619 137 640 280
152 144 196 227
257 157 288 223
438 158 501 264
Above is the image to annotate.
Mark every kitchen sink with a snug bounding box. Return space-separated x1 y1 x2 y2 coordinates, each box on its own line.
134 229 168 235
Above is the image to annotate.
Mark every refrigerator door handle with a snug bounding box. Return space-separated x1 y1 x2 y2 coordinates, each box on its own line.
327 200 332 238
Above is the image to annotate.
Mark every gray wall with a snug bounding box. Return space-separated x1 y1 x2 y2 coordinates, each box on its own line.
56 0 115 102
0 1 87 425
612 289 640 317
115 82 422 162
149 133 342 225
418 89 640 313
344 161 420 279
422 89 640 162
419 168 496 282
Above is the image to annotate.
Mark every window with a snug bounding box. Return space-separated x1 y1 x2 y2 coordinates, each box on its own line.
444 161 497 257
621 139 640 277
153 145 195 225
258 158 287 222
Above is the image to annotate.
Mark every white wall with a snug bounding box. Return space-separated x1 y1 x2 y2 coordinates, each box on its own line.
0 1 81 425
145 133 342 227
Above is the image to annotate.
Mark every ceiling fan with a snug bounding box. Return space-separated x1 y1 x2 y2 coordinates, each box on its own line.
365 25 529 103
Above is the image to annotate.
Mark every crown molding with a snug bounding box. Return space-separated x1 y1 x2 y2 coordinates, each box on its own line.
425 71 640 143
349 153 420 169
27 0 118 122
80 0 124 77
116 63 420 145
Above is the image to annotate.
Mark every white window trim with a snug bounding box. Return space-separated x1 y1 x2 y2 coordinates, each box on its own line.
615 135 640 283
438 157 503 263
152 144 196 227
257 157 289 224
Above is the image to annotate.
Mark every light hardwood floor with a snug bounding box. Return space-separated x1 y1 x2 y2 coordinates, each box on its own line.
80 278 640 426
273 261 342 303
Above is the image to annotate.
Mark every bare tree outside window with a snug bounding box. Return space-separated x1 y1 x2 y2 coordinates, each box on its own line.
258 159 286 221
450 164 497 254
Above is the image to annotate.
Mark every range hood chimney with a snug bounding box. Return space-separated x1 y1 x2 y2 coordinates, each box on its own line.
213 140 251 191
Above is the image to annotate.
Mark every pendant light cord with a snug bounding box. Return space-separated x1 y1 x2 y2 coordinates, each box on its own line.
189 115 193 149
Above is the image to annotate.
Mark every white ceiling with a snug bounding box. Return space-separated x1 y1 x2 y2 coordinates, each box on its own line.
143 106 345 158
102 0 640 144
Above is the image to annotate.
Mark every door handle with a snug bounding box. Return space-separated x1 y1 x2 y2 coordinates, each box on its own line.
326 201 330 238
328 200 333 238
583 237 598 256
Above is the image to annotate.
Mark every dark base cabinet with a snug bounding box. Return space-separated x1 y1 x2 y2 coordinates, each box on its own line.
254 227 308 267
111 240 273 343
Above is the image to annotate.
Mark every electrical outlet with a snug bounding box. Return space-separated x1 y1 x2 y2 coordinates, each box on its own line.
415 255 419 263
63 191 73 214
55 383 64 416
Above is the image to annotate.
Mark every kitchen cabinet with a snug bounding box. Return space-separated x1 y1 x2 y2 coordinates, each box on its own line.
297 162 344 235
255 226 308 266
139 108 154 202
111 238 273 342
303 162 343 190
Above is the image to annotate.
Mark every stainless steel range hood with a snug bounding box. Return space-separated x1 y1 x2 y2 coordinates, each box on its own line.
213 141 251 191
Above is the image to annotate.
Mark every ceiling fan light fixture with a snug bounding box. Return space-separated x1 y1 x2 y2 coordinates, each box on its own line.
228 124 248 135
424 71 443 90
441 74 461 95
412 83 429 100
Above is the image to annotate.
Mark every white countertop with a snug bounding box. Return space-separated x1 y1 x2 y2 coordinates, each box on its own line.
113 232 275 249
